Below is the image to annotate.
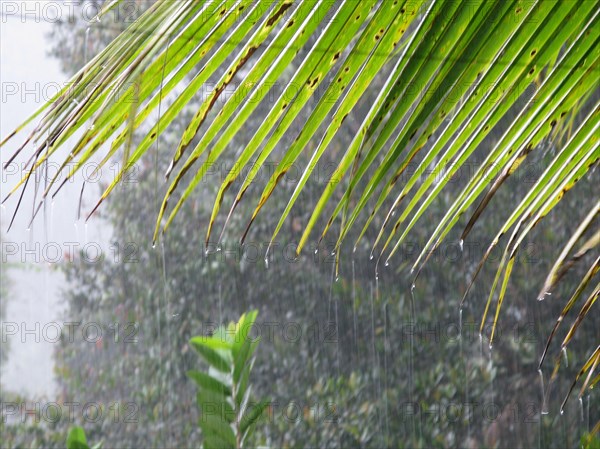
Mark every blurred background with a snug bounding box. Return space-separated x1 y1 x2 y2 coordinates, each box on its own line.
1 1 598 448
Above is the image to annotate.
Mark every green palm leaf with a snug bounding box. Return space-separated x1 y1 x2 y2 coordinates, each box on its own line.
2 0 599 404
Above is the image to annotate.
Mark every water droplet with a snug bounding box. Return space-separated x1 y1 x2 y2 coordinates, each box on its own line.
369 253 374 260
411 283 415 292
579 397 584 421
216 246 222 252
384 261 389 267
562 347 568 367
459 239 464 252
330 251 336 257
539 369 549 415
314 248 319 254
559 408 564 416
538 291 552 301
264 257 269 269
152 243 156 249
391 209 396 217
335 276 339 282
352 246 357 253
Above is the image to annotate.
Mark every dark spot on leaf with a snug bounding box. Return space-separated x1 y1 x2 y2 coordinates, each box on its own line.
550 120 556 127
311 77 319 88
267 2 292 27
344 67 349 72
333 52 341 61
530 49 537 56
287 20 295 28
529 67 535 75
516 7 522 14
151 132 156 139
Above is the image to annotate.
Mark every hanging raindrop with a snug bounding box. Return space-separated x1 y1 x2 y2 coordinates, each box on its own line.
562 347 568 367
459 239 464 252
539 369 549 415
83 27 91 68
264 257 269 269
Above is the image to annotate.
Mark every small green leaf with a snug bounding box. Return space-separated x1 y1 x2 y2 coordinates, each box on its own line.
66 426 89 449
187 370 232 396
190 338 232 373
